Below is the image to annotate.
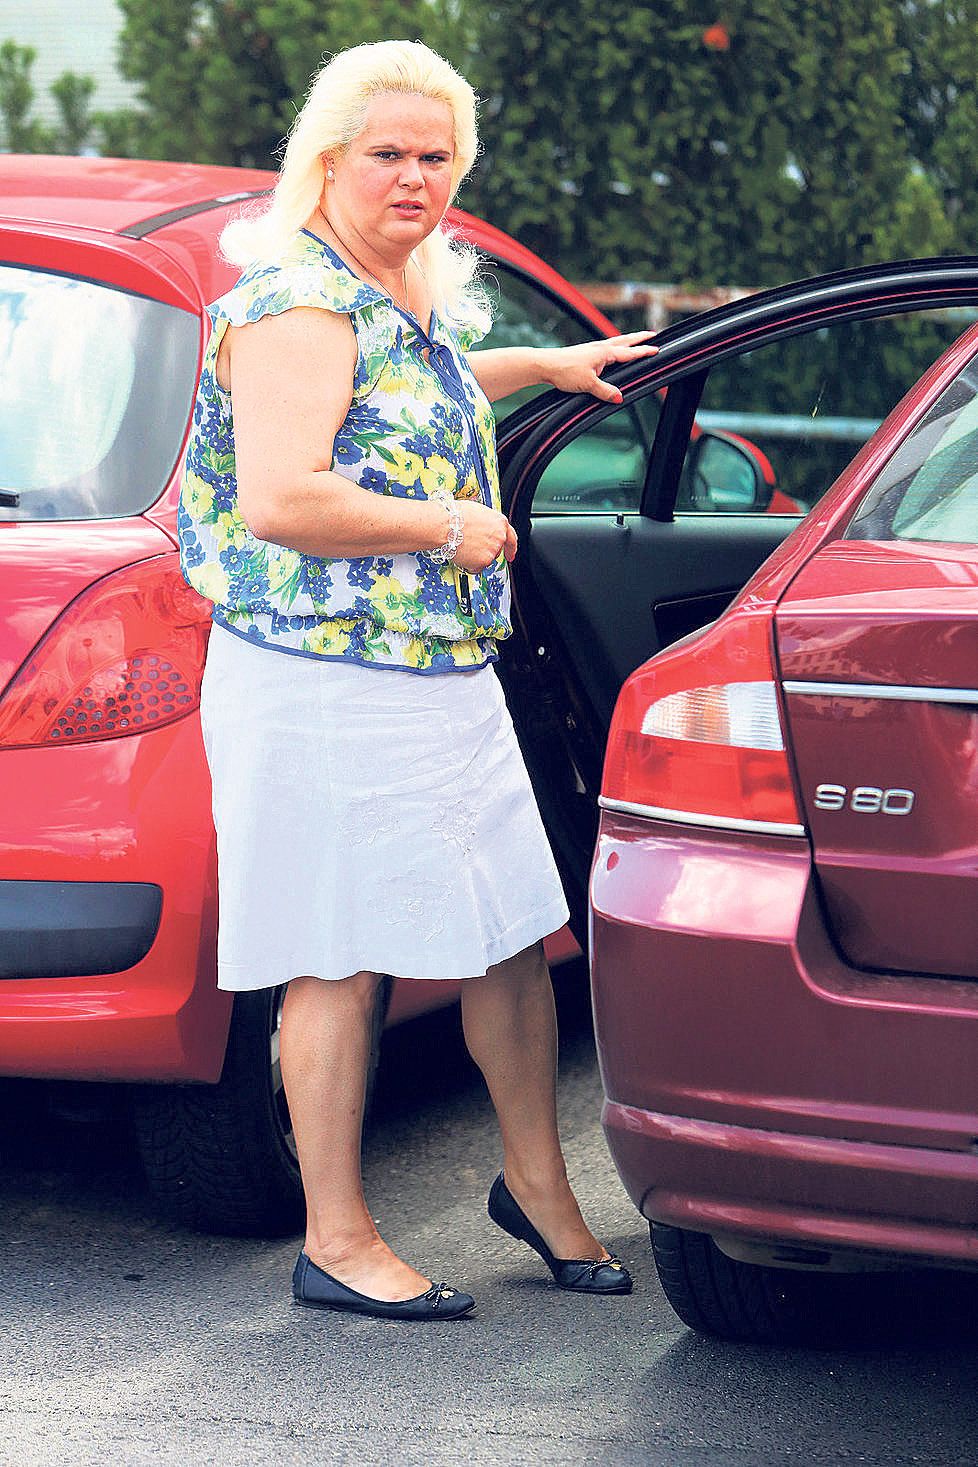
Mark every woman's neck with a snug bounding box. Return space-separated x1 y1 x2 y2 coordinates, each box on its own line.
312 209 413 306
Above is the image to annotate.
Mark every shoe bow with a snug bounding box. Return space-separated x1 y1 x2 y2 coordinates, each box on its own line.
423 1282 459 1309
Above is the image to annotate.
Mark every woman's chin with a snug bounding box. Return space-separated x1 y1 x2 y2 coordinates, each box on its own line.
387 209 435 236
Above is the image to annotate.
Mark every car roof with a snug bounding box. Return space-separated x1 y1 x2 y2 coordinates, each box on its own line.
0 155 554 262
0 154 615 335
0 155 276 234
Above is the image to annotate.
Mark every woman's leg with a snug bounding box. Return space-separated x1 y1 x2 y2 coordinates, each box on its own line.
460 940 607 1261
279 970 432 1301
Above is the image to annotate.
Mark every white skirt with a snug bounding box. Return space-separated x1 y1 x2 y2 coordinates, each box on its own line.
200 624 570 990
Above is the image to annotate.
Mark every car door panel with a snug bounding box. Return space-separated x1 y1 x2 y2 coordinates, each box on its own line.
529 512 797 727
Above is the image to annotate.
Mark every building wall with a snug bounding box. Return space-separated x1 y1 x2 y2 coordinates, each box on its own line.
1 0 137 126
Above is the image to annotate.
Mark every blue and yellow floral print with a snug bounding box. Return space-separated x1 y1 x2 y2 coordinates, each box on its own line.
178 229 511 673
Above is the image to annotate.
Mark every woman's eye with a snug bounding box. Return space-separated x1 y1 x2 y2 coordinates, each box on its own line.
372 150 448 164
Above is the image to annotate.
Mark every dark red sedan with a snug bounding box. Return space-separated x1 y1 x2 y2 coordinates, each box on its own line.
572 273 978 1343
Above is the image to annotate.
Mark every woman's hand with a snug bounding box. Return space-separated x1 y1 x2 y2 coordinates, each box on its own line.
543 333 659 404
454 500 518 572
465 336 658 404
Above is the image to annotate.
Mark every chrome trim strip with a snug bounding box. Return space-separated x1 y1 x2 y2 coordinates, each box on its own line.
598 797 806 838
784 680 978 705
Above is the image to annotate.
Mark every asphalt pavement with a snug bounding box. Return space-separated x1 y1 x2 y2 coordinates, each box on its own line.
2 962 978 1467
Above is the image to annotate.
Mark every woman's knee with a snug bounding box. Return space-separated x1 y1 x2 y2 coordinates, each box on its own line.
286 969 381 1013
484 940 548 985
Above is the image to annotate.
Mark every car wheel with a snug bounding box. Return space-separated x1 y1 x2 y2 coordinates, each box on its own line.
650 1222 870 1345
134 976 392 1236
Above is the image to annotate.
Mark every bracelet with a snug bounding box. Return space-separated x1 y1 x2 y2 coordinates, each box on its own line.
428 488 464 565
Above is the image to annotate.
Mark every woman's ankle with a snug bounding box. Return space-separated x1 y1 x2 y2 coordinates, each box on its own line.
502 1161 572 1204
303 1222 382 1270
302 1232 433 1300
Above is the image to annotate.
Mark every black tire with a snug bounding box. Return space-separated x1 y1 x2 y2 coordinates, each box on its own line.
650 1221 870 1346
134 976 391 1236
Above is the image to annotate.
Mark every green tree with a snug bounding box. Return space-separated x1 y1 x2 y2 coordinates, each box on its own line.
765 0 950 269
898 0 978 252
8 0 967 292
91 106 144 158
0 40 51 151
48 72 97 155
115 0 465 167
0 39 109 155
460 0 949 286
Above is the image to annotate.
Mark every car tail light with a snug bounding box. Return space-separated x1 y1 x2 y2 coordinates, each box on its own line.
0 556 211 750
602 603 804 831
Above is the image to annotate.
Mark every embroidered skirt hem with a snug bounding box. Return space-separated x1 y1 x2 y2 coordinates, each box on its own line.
200 624 570 990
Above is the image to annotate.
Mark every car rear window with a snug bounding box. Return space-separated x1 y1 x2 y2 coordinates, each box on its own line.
0 264 199 521
847 355 978 545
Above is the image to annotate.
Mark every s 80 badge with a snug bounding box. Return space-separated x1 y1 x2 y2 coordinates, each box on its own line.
814 785 915 815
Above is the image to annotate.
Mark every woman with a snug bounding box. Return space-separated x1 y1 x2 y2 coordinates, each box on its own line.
179 39 656 1322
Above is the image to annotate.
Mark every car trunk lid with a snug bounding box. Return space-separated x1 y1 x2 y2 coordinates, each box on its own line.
776 538 978 978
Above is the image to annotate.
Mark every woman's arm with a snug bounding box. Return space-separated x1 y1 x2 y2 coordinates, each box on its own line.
228 307 515 570
466 333 659 405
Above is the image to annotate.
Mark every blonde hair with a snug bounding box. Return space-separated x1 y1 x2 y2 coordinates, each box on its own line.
220 40 491 335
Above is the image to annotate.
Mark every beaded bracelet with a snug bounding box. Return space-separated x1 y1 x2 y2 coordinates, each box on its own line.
428 488 464 565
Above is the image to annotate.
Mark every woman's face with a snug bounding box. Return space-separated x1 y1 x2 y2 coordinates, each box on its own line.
326 92 456 261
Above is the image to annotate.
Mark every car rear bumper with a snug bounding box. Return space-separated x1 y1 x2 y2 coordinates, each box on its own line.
590 810 978 1268
0 879 163 978
0 724 230 1083
603 1101 978 1266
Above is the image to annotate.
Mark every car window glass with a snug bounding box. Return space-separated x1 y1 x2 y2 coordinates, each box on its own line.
532 394 661 514
847 355 978 545
475 265 595 420
676 308 978 516
0 264 199 521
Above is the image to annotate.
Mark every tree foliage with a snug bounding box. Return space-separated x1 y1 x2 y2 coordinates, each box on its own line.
113 0 463 167
0 40 105 154
898 0 978 251
48 72 97 156
1 1 976 284
460 0 951 283
0 41 40 150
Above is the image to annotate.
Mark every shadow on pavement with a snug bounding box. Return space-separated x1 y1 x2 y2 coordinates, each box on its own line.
0 957 596 1219
4 959 978 1363
0 1074 146 1212
629 1309 978 1467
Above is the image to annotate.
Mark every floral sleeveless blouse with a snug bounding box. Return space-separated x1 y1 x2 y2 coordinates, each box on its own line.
178 229 511 673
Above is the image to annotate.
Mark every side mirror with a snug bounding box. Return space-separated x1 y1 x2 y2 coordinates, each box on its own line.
679 429 773 512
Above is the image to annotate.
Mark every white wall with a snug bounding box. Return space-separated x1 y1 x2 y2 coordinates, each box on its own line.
0 0 137 125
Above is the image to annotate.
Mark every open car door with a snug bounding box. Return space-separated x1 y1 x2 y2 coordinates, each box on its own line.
490 257 978 926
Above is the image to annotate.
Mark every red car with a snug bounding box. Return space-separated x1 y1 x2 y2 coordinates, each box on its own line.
579 269 978 1343
0 155 606 1234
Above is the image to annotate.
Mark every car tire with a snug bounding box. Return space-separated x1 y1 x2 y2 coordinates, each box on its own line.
134 976 392 1236
650 1222 868 1345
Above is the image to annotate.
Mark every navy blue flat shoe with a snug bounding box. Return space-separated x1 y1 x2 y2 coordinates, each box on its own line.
488 1173 633 1295
291 1251 475 1321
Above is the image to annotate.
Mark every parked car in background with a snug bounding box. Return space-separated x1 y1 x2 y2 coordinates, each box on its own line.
0 155 609 1235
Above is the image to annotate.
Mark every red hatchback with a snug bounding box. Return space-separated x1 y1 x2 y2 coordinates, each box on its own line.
0 155 607 1234
586 279 978 1343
